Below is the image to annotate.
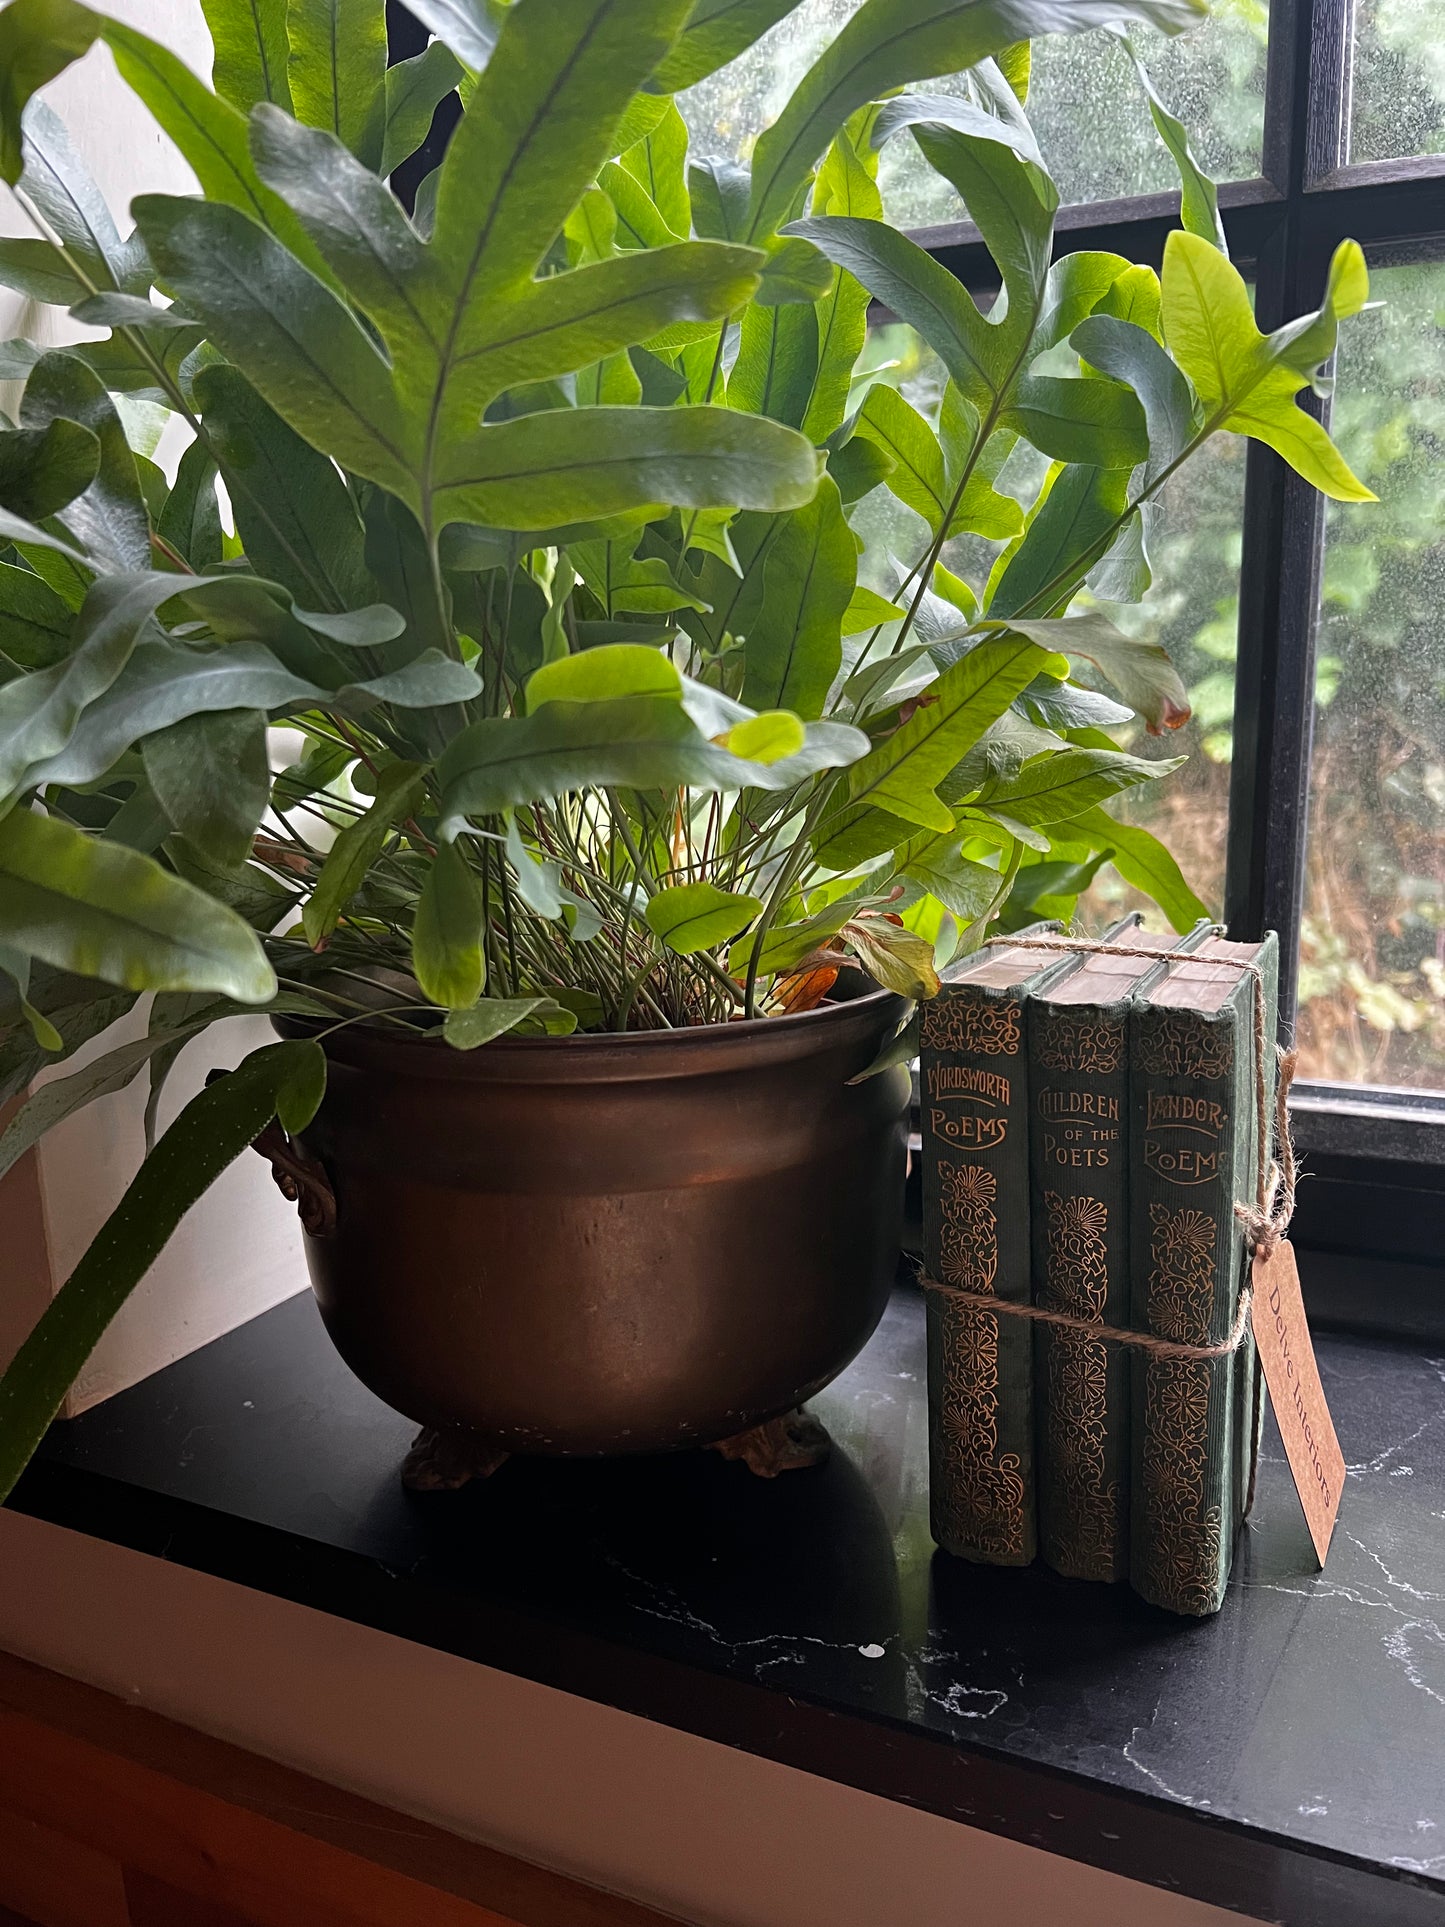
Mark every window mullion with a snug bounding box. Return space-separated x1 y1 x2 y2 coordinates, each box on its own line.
1307 0 1356 180
1224 409 1329 1032
1223 0 1339 1031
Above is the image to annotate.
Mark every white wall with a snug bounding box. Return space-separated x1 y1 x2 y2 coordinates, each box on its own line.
0 1007 310 1414
1 0 211 408
0 0 307 1409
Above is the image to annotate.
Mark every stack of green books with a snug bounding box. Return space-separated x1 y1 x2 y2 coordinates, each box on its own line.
921 924 1278 1616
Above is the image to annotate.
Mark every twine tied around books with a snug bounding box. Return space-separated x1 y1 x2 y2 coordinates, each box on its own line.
918 930 1299 1366
920 1268 1257 1361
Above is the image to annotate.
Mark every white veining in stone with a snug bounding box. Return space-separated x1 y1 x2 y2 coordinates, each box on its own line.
928 1681 1009 1721
1349 1532 1445 1604
1121 1716 1212 1811
600 1553 902 1679
1382 1621 1445 1709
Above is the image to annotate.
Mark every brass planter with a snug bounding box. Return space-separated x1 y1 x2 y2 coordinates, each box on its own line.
269 992 910 1464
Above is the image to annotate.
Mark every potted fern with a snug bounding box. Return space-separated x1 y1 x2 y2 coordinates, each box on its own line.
0 0 1373 1493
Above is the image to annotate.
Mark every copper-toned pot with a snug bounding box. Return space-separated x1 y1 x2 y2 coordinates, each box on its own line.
275 992 910 1457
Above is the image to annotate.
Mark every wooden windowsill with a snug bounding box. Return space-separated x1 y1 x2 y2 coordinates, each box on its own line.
0 1648 680 1927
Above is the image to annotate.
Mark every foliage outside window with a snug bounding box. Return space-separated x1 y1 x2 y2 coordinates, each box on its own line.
1297 264 1445 1089
679 0 1268 216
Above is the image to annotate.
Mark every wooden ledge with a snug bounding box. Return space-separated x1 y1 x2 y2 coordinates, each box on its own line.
0 1649 687 1927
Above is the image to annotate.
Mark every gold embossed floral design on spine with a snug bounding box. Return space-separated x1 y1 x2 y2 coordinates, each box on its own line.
1028 979 1136 1585
1039 1192 1121 1578
1138 1012 1235 1081
1138 1205 1222 1615
934 1160 1026 1562
1035 1007 1126 1076
923 998 1022 1057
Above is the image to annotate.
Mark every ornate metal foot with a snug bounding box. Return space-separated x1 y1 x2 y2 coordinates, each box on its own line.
401 1425 510 1491
709 1407 832 1477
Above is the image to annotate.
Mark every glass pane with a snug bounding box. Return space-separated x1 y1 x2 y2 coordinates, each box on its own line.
953 14 1265 218
1295 263 1445 1089
1349 0 1445 165
836 324 1245 939
1075 433 1247 931
677 0 1265 223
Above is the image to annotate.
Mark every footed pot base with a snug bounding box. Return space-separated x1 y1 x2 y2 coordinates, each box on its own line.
402 1426 510 1490
708 1407 832 1476
400 1408 833 1489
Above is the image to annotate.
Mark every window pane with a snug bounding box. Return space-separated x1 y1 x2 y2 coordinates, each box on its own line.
1349 0 1445 165
1009 12 1265 214
1295 263 1445 1088
1076 433 1247 931
839 326 1245 943
677 2 1265 222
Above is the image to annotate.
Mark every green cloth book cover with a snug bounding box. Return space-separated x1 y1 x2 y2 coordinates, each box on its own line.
1127 932 1279 1615
921 939 1079 1566
1027 921 1213 1582
1028 928 1167 1581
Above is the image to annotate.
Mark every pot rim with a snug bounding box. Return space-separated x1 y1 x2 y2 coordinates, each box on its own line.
276 984 911 1085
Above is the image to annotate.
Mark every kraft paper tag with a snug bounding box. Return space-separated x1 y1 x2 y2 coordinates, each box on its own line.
1251 1240 1345 1567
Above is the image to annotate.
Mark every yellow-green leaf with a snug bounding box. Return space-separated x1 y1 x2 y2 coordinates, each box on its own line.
721 710 806 763
287 0 387 167
412 839 486 1008
646 881 763 955
1161 232 1376 502
843 916 939 998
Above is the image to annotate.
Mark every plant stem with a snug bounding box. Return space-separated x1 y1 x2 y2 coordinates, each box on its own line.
149 530 194 571
498 857 520 993
960 841 1026 956
607 793 652 1028
327 713 384 783
742 823 819 1019
692 949 747 1009
1008 423 1220 624
612 952 657 1031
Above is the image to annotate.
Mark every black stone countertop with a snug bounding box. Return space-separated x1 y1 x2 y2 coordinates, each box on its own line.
9 1286 1445 1927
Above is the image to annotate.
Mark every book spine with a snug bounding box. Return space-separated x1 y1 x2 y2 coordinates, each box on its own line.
1233 959 1278 1536
922 984 1037 1565
1127 999 1252 1616
1028 996 1131 1582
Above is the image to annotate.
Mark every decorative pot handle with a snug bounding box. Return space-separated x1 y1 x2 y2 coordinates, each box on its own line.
205 1070 337 1237
250 1116 337 1236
